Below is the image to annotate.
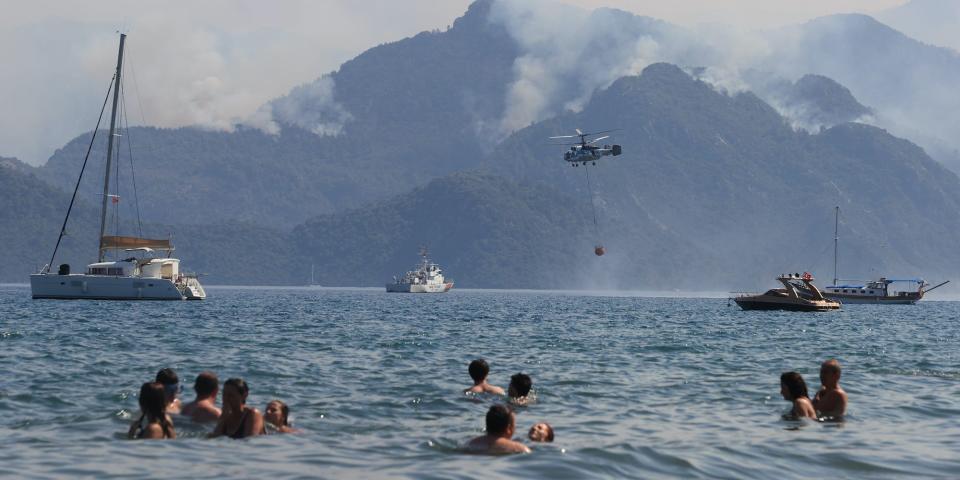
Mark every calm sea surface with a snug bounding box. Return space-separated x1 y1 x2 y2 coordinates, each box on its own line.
1 285 958 478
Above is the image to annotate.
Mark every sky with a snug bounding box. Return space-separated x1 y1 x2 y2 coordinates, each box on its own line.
0 0 909 166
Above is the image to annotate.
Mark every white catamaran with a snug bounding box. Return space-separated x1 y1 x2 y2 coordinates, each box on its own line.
30 34 205 300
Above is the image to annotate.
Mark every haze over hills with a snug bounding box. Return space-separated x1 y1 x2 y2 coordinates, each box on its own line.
5 0 960 290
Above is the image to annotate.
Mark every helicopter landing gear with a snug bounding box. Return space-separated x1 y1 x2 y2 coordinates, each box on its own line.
592 162 596 166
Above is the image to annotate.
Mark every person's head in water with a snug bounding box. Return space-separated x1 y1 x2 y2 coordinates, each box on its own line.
528 422 554 442
156 368 180 403
509 373 532 399
139 382 173 436
264 400 290 428
485 405 515 439
194 371 219 400
223 378 250 410
780 371 809 401
820 359 842 387
469 359 490 385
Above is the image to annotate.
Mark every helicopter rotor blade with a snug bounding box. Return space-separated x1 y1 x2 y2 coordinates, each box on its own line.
548 135 578 139
587 135 610 144
576 128 583 136
581 129 620 137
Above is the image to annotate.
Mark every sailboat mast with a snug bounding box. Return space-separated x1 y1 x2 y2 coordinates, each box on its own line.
98 33 126 262
833 206 839 286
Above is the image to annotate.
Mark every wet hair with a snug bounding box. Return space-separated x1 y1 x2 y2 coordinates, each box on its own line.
485 404 513 436
509 373 532 398
138 382 173 438
468 359 489 383
540 423 555 442
780 372 809 400
224 378 249 402
194 371 219 397
156 368 179 386
821 359 842 376
269 400 290 426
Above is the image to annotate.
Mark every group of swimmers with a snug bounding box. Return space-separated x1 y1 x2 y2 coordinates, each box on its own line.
779 359 848 420
126 358 847 448
128 368 297 440
463 359 553 454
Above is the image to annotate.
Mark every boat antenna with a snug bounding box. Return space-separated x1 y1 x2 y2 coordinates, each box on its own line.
98 33 126 263
43 77 115 272
833 206 839 286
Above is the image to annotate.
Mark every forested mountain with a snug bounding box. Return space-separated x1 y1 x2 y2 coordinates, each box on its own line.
6 1 960 289
0 157 97 281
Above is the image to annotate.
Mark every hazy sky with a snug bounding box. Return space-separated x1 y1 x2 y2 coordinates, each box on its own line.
0 0 909 165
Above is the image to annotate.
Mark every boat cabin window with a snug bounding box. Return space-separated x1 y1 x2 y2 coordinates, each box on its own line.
869 291 875 294
87 267 125 276
843 289 848 293
860 290 866 293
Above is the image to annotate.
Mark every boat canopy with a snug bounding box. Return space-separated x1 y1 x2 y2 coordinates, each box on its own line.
100 236 173 251
885 278 924 283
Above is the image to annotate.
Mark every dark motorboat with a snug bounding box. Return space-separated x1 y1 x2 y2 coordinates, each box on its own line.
734 273 841 312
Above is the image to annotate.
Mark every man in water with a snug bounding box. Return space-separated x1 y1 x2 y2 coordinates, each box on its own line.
464 359 505 395
180 371 222 423
156 368 182 415
465 405 531 454
508 373 533 406
813 359 848 417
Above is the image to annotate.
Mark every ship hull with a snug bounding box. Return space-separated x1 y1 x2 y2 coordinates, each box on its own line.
30 273 188 300
823 294 919 305
734 297 840 312
385 282 453 293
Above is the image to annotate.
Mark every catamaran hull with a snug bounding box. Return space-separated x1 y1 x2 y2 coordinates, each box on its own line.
30 274 187 300
385 282 454 293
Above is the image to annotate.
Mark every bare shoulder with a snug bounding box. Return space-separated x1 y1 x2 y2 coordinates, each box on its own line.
142 423 165 439
485 385 506 395
495 439 531 454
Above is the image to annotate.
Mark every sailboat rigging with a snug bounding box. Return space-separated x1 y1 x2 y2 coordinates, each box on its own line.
30 33 205 300
821 206 947 304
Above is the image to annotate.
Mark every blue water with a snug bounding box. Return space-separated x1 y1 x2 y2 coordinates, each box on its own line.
1 285 958 478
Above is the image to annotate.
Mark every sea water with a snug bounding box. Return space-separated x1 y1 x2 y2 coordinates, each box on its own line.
1 285 958 478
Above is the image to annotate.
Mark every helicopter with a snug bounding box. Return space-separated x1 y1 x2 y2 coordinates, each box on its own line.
549 129 622 166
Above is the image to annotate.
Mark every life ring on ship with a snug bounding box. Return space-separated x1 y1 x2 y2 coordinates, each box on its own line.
801 272 812 281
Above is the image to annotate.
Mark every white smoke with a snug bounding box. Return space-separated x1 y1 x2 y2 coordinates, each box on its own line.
488 0 779 134
490 0 663 133
0 0 473 165
246 76 352 136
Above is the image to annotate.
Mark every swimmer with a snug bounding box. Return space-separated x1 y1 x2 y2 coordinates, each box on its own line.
128 382 176 439
155 368 182 415
264 400 300 434
528 422 554 442
210 378 265 439
508 373 533 406
813 359 848 418
464 359 505 395
780 371 817 419
180 371 222 423
465 405 531 454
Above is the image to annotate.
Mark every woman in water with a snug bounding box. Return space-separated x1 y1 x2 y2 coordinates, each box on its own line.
210 378 264 439
128 382 176 439
780 371 817 419
264 400 300 434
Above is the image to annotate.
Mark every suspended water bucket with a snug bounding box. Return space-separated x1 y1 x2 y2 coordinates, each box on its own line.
594 245 606 256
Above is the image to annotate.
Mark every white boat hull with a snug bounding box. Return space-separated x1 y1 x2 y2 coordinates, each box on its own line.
385 282 453 293
30 273 189 300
